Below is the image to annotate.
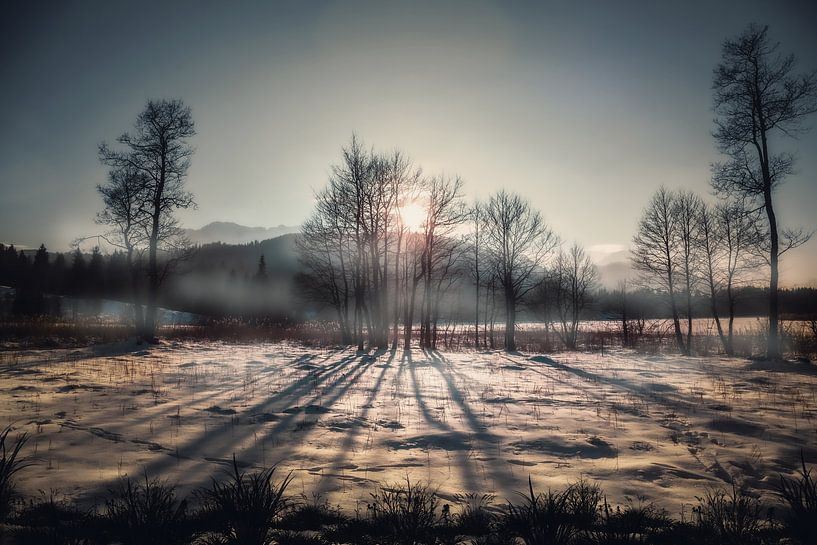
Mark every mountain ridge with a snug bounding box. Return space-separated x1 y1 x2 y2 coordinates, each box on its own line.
183 222 300 246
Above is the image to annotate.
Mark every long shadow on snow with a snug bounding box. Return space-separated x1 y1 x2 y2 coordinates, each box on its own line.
313 348 399 495
402 349 481 494
425 349 519 497
77 348 367 502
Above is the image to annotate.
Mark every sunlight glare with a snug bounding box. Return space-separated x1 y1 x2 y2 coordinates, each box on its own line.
399 201 426 232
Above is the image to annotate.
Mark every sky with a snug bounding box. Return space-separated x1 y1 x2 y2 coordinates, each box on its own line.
1 0 816 285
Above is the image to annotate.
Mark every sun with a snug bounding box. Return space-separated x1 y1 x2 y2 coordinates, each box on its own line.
398 201 426 232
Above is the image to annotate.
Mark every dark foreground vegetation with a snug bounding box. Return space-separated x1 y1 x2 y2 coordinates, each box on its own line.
0 430 815 545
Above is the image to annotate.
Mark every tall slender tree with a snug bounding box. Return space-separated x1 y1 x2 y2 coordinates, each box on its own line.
697 202 727 352
469 201 486 348
711 24 816 359
674 190 703 352
632 187 687 354
418 174 466 350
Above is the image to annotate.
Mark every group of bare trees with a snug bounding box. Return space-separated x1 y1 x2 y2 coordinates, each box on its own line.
299 137 585 352
632 187 760 355
633 24 815 359
95 99 196 341
298 136 425 350
299 135 475 351
91 26 813 359
304 24 815 357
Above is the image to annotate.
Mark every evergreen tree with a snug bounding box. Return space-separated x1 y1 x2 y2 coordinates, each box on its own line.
32 244 49 289
15 251 29 286
255 255 268 283
0 245 16 286
51 253 67 294
105 251 129 299
67 249 86 296
12 248 46 315
87 247 105 297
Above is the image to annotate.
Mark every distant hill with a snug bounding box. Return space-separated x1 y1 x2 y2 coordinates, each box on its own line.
181 233 301 276
591 248 636 289
183 222 300 246
597 260 634 289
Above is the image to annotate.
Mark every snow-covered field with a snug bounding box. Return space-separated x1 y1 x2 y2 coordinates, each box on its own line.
1 341 815 515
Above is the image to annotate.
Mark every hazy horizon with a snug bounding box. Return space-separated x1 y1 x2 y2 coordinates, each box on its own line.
2 0 816 285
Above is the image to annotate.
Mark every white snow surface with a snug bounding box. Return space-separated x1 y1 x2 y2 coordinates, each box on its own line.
1 341 815 513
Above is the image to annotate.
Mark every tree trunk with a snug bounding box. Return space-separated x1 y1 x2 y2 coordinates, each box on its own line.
126 248 144 338
474 281 480 349
144 209 161 342
404 276 418 350
726 283 735 356
705 258 727 354
765 187 780 359
620 291 629 347
709 289 727 354
668 287 686 355
504 288 516 352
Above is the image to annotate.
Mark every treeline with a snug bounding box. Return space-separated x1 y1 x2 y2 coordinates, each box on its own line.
3 239 815 324
0 239 301 321
0 244 129 316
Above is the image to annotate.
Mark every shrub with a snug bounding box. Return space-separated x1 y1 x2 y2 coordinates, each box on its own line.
694 483 766 545
467 532 519 545
367 477 440 545
586 497 671 544
320 515 377 545
453 492 496 537
11 490 96 545
566 479 603 532
197 456 293 545
778 453 817 544
270 530 331 545
104 471 189 545
504 477 595 545
0 425 30 522
278 494 345 532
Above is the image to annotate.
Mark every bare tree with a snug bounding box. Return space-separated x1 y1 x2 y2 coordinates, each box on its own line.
469 201 486 348
483 261 501 349
614 280 631 347
711 24 816 359
99 99 196 341
483 190 556 352
428 235 467 349
674 190 703 351
697 202 727 352
401 230 425 350
632 187 687 354
95 164 147 333
716 201 764 354
417 174 467 350
301 135 420 350
551 243 598 350
298 205 354 344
